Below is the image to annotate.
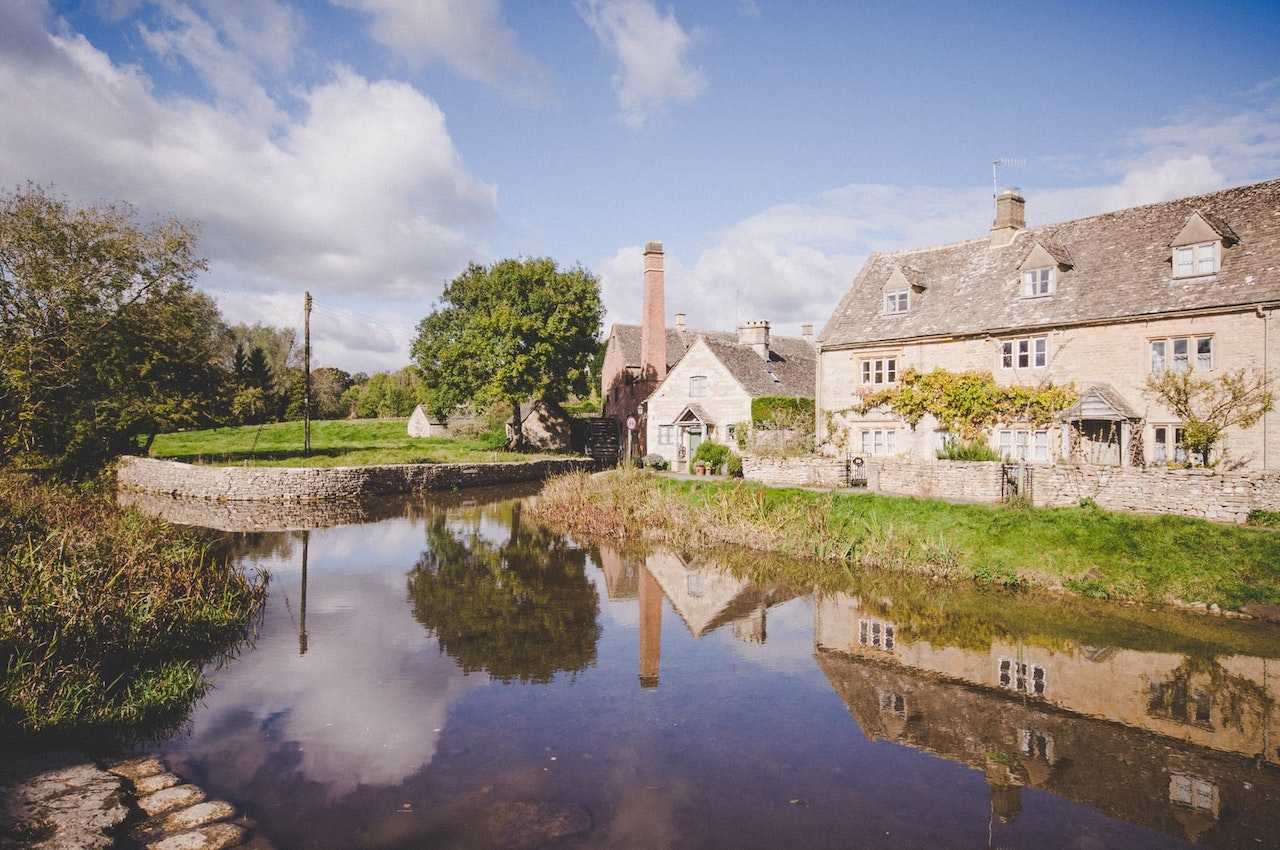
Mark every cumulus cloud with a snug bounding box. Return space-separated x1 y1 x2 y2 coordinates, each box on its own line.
335 0 550 103
0 2 495 368
577 0 706 127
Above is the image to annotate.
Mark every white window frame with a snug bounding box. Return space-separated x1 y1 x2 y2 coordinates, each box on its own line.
998 658 1047 697
658 425 674 445
1001 335 1048 369
1149 336 1212 374
688 375 708 398
883 290 909 314
858 619 896 651
997 429 1050 462
1152 424 1187 465
860 428 897 456
1021 266 1054 297
860 357 898 385
1173 242 1219 278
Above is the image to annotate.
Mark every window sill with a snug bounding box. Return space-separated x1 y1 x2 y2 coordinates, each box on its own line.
1019 292 1053 300
1171 272 1219 282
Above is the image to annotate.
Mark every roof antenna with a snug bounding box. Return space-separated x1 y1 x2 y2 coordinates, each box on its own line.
992 158 1025 198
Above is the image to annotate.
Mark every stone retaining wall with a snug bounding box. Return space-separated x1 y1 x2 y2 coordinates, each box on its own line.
743 454 1280 523
117 455 593 503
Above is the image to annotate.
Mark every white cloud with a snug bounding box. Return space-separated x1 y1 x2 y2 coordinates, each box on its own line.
0 4 495 369
334 0 550 104
577 0 706 127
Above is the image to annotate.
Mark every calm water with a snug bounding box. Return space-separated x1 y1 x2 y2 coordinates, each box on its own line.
125 488 1280 850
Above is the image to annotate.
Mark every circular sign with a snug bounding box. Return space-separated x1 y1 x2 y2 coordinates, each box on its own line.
625 416 637 431
852 456 865 466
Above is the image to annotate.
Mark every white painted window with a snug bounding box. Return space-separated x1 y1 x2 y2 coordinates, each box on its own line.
1152 425 1187 465
998 658 1047 696
1018 729 1054 763
860 429 897 456
997 429 1049 462
878 691 907 716
686 572 705 598
1001 336 1047 369
1169 774 1218 813
1022 267 1054 297
658 425 673 445
1150 336 1212 374
858 619 895 651
1173 242 1218 278
883 290 909 314
689 375 708 398
860 357 897 385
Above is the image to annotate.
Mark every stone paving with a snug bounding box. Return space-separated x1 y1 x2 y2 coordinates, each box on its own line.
1 754 272 850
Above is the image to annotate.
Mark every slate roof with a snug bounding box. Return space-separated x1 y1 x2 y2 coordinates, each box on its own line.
1060 383 1140 421
610 324 817 399
820 177 1280 348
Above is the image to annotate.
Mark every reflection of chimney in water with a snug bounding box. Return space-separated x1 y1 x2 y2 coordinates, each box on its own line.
638 566 662 688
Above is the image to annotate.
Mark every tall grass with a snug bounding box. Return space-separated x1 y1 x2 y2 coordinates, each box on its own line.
0 472 266 737
529 470 1280 608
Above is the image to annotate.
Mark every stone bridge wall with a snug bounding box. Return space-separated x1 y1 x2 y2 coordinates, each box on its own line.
117 455 593 503
743 454 1280 523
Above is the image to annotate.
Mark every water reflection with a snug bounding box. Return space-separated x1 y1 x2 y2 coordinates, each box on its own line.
130 491 1280 850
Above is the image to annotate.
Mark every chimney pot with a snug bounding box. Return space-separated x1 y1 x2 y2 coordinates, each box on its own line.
990 189 1026 246
675 312 686 332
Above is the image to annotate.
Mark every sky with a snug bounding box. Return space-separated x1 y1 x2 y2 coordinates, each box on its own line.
3 0 1280 372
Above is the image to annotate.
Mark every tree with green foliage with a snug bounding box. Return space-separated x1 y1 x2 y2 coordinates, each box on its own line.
0 185 227 473
411 258 603 448
339 367 429 418
1144 367 1274 466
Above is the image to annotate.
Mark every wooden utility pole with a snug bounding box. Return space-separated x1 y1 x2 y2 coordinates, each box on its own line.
303 291 313 456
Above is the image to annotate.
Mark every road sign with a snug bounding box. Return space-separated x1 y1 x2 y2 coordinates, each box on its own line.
626 416 637 431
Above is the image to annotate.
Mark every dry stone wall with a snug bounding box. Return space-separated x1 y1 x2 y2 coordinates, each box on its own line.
743 454 1280 523
118 456 593 503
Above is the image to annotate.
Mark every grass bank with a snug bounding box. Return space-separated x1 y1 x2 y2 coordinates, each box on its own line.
0 472 265 737
530 470 1280 609
148 418 559 467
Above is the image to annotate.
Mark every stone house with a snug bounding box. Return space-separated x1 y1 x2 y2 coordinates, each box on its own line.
817 178 1280 470
601 240 816 463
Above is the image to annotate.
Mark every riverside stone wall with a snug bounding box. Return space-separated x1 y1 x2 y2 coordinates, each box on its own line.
117 456 593 503
742 454 1280 523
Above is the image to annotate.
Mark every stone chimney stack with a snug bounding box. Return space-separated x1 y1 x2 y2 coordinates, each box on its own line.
674 312 686 332
990 189 1026 247
801 323 814 345
640 241 667 381
738 320 771 360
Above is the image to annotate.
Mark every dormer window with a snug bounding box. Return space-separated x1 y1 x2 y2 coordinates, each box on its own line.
883 290 909 314
1174 242 1218 278
1022 267 1054 297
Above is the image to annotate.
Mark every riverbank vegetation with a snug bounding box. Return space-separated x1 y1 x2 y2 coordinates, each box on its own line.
0 473 265 737
530 469 1280 609
148 419 561 467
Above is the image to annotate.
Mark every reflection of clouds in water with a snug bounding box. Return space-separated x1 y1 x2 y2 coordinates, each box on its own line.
181 530 484 797
722 597 816 673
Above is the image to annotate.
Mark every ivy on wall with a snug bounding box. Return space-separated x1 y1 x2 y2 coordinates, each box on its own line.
751 396 816 427
854 368 1078 439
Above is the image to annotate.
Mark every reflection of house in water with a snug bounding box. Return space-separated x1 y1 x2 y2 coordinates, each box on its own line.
600 547 798 688
814 594 1280 847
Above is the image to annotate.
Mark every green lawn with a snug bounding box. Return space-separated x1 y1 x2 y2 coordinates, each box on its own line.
147 419 561 467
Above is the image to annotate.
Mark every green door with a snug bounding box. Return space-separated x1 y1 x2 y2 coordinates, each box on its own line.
687 426 703 462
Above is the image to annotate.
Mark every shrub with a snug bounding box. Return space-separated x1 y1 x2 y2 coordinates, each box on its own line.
726 453 743 478
692 440 733 472
642 453 669 471
1247 509 1280 529
936 436 1000 462
751 396 816 427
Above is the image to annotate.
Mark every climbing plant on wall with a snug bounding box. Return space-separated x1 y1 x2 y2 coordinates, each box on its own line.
854 368 1077 439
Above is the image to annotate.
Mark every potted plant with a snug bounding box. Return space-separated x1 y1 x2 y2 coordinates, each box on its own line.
694 460 707 475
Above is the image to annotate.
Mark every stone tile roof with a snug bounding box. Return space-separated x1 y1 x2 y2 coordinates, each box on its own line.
821 177 1280 348
610 323 816 398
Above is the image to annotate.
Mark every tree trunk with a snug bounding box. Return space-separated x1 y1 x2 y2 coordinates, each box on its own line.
142 431 157 454
508 399 525 451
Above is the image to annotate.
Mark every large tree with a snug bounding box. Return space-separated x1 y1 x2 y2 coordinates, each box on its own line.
411 258 603 446
1144 367 1274 466
0 186 227 474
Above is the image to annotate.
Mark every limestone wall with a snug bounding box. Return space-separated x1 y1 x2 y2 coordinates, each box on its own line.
117 455 593 503
742 454 1280 523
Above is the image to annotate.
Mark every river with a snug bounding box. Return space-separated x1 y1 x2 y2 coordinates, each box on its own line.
120 486 1280 850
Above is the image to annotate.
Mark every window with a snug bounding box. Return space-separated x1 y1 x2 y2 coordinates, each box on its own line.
1169 774 1218 814
998 659 1047 696
878 691 907 717
658 425 673 445
689 375 707 398
1150 337 1212 374
1022 267 1054 297
860 429 897 456
998 429 1049 462
1173 242 1218 278
1001 336 1047 369
1152 425 1187 464
860 357 897 385
1018 729 1054 763
686 572 705 598
883 290 909 314
859 619 895 651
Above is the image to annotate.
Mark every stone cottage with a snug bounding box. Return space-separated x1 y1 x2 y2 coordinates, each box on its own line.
601 240 816 465
817 178 1280 470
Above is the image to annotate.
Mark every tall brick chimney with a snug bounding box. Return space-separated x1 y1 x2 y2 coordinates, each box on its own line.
640 241 667 381
990 189 1026 247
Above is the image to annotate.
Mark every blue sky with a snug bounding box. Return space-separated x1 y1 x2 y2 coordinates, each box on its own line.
4 0 1280 370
